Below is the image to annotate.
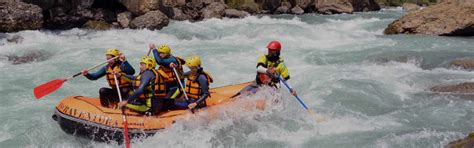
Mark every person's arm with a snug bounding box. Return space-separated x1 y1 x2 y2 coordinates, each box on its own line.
84 66 106 80
277 62 290 80
152 49 162 63
122 74 136 81
195 75 209 105
120 61 135 75
257 65 268 73
182 71 191 77
277 63 297 96
126 71 154 103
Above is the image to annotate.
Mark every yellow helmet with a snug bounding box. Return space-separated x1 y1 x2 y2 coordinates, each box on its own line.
186 55 201 67
140 56 156 69
105 48 120 57
157 44 171 55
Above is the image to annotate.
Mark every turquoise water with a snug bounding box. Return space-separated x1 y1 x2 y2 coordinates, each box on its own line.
1 8 474 147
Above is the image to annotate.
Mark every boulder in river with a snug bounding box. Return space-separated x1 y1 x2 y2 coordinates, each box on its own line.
224 9 249 18
384 0 474 36
314 0 354 15
431 82 474 93
5 50 51 65
448 59 474 70
202 2 227 19
6 35 24 44
445 133 474 148
130 10 169 30
0 1 43 32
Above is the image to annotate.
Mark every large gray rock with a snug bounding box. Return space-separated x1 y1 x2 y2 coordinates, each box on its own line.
349 0 380 12
0 1 43 32
130 10 169 30
448 59 474 70
275 5 290 14
6 34 24 43
260 0 282 11
275 1 291 14
118 0 160 15
82 20 111 30
162 0 187 7
291 5 305 14
227 0 261 14
446 133 474 148
117 11 132 28
384 0 474 36
315 0 353 14
431 82 474 93
289 0 315 10
202 2 227 19
171 8 191 20
224 9 249 18
238 2 260 14
402 3 421 12
5 50 50 65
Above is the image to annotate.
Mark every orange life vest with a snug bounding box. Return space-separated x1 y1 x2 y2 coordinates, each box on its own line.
105 64 131 88
185 71 213 100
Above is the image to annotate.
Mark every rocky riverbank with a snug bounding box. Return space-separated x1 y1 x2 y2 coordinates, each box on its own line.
384 0 474 36
0 0 384 32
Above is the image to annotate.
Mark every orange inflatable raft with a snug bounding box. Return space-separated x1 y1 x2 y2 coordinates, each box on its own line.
52 81 263 142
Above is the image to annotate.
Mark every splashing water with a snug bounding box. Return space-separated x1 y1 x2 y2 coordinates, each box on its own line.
1 9 474 147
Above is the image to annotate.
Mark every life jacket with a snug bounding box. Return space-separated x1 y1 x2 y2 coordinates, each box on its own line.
255 55 286 86
185 71 213 102
127 69 167 113
131 69 161 101
105 63 131 88
154 69 169 98
159 56 186 84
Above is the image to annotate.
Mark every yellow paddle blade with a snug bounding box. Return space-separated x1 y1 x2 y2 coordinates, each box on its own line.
307 109 327 123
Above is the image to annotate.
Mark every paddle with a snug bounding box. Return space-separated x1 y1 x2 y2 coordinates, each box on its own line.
113 74 131 148
173 67 195 113
147 47 152 56
278 75 326 123
33 56 119 99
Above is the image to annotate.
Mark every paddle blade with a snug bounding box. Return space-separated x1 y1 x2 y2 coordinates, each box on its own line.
307 109 327 123
123 120 130 148
33 79 66 99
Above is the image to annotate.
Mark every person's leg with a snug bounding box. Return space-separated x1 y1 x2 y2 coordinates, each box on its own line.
148 98 163 115
99 87 115 107
171 98 190 110
119 87 131 101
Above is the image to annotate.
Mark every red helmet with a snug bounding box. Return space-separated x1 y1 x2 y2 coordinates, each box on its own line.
266 41 281 52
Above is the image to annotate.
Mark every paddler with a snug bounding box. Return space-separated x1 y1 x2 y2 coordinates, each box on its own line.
117 56 168 115
171 55 213 110
81 48 135 107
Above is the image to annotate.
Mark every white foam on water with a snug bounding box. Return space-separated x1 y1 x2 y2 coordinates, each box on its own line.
1 10 473 147
374 129 465 148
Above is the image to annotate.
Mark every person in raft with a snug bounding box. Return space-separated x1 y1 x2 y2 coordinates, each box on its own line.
236 41 297 97
172 55 213 110
81 48 135 107
149 44 186 98
116 56 168 115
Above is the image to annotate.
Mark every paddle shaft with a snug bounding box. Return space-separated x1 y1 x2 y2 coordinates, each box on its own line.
147 48 152 56
279 76 327 123
66 56 119 81
278 75 309 110
173 68 190 102
113 74 130 148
